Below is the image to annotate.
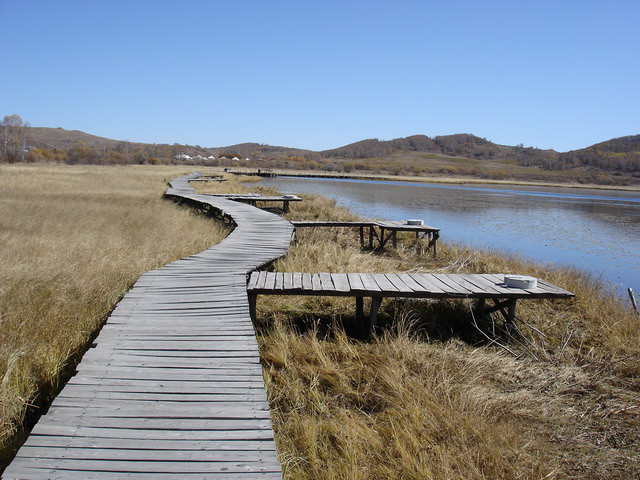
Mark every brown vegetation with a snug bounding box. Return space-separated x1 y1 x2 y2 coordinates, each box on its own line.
5 119 639 186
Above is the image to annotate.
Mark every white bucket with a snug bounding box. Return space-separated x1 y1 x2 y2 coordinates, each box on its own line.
504 275 537 289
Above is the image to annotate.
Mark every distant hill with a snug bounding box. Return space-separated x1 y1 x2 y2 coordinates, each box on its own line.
320 133 556 163
321 135 440 158
29 127 124 150
556 135 640 172
210 142 312 159
24 126 640 174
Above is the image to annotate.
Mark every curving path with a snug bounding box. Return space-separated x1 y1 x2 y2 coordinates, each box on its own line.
4 174 293 479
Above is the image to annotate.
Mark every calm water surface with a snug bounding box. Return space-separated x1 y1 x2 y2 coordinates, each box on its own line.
259 177 640 294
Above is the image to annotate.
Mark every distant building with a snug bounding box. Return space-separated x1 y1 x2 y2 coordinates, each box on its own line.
175 154 191 161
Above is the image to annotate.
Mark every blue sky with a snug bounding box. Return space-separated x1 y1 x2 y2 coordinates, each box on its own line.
1 1 638 151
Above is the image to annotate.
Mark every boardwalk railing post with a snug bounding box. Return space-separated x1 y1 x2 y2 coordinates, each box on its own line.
249 293 257 322
368 297 382 336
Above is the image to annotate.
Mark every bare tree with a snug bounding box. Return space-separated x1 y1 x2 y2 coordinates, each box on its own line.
1 114 31 162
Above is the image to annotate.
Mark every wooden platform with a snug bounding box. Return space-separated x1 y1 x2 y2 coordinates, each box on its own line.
224 195 302 213
291 220 440 255
247 271 574 334
3 174 294 479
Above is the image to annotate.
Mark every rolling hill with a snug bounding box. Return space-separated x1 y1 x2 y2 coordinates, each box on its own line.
25 126 640 175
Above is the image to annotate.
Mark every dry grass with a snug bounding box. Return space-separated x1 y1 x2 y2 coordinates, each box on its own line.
0 163 229 467
233 184 639 478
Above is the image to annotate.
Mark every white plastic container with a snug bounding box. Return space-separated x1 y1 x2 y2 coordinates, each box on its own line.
406 219 424 225
504 275 537 289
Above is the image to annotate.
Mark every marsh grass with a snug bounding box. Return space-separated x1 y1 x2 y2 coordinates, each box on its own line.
198 175 640 479
0 164 229 467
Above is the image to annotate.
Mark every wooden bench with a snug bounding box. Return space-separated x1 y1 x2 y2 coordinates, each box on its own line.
291 220 440 255
226 194 302 213
247 271 574 334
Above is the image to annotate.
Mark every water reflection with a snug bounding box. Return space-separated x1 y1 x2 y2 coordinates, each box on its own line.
259 176 640 294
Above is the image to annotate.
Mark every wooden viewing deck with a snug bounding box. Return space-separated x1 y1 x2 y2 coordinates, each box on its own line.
291 220 440 255
247 272 574 334
3 173 294 479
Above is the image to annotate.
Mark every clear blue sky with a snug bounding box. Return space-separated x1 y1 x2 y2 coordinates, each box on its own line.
1 1 638 152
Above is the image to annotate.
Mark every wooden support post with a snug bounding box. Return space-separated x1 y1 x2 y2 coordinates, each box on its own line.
283 200 290 213
369 225 375 249
504 299 517 334
359 226 364 247
379 228 386 249
248 294 257 322
356 297 365 337
356 296 364 322
392 230 397 248
429 232 439 257
368 297 382 335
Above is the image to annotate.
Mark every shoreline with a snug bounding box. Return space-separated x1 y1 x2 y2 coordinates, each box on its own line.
224 168 640 193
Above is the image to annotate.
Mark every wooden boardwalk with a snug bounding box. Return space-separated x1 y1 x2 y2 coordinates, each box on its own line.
3 174 293 479
247 271 574 334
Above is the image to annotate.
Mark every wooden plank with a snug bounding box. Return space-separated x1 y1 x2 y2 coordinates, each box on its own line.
265 271 277 290
347 273 366 291
274 272 284 290
408 274 445 294
441 274 484 295
320 272 335 291
385 274 414 293
302 272 313 290
293 272 303 289
247 272 259 290
331 273 351 292
283 272 293 290
396 273 425 292
311 273 322 291
371 274 399 292
359 273 381 292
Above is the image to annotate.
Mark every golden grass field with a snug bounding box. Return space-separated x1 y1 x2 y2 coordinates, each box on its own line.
0 164 229 467
1 164 639 479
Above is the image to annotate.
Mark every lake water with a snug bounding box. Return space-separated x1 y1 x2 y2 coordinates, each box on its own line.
259 176 640 295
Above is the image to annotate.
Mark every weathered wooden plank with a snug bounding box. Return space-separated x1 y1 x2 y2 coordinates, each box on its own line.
396 273 426 292
311 273 322 291
371 274 398 292
283 272 293 290
23 436 277 451
6 457 282 474
274 272 284 290
347 273 366 291
31 423 276 441
319 272 334 291
302 272 313 290
359 273 381 292
385 274 413 293
265 271 277 290
331 273 351 292
292 272 303 289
